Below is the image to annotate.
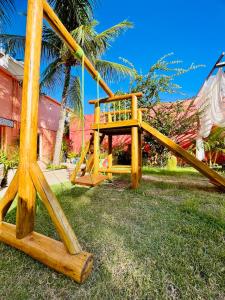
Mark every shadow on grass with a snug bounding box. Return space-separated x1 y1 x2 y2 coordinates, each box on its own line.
143 167 200 177
141 176 220 193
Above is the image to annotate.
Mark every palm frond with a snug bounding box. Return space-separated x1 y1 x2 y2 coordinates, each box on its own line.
95 20 133 54
0 34 26 57
40 58 64 91
67 76 83 114
96 59 135 83
0 33 58 61
0 0 15 26
49 0 94 30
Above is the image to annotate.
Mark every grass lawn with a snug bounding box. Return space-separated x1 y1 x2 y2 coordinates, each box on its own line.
0 167 225 299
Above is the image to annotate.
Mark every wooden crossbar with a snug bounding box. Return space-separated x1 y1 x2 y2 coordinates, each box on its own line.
42 0 113 97
89 92 143 104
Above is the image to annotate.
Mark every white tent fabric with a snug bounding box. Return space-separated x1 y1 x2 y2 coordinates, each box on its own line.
196 69 225 138
196 137 205 161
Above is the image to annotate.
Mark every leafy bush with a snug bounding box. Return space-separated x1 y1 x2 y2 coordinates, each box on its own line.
0 148 19 187
166 154 177 170
46 164 67 171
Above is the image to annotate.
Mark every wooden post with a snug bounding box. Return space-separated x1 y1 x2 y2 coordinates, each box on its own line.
138 132 142 182
108 135 113 180
93 102 100 176
131 95 139 189
107 113 112 179
16 0 43 238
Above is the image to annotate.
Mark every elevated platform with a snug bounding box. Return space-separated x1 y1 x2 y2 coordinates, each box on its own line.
92 119 142 135
74 174 108 187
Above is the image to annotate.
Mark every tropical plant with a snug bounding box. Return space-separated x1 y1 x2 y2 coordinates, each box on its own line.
0 148 19 187
118 53 204 166
0 0 15 28
204 127 225 166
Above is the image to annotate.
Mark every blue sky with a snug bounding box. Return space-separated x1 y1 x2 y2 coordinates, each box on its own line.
8 0 225 114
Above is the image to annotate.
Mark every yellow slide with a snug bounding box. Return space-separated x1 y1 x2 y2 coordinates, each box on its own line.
142 121 225 191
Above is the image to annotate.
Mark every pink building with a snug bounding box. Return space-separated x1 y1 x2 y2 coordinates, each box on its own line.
0 52 61 163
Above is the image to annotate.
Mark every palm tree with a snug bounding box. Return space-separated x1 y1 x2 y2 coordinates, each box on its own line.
0 2 134 165
0 0 15 27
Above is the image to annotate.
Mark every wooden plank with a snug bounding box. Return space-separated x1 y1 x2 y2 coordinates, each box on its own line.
89 92 143 105
142 121 225 191
16 0 43 239
70 139 91 183
0 222 93 283
0 170 18 222
30 163 82 254
42 0 113 97
74 174 107 187
92 119 140 131
99 167 131 174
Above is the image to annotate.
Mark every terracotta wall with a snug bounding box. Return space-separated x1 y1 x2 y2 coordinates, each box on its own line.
0 66 61 163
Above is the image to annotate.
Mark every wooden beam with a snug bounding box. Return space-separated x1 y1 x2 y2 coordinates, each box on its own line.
42 0 113 97
0 222 93 283
0 170 18 222
16 0 43 239
30 163 82 254
89 92 143 105
92 119 140 131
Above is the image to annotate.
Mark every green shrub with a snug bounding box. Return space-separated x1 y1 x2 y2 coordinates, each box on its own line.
166 154 177 170
46 164 67 171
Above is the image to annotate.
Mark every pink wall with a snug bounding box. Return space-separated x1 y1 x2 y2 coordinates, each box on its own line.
70 114 94 153
0 66 61 162
70 114 132 154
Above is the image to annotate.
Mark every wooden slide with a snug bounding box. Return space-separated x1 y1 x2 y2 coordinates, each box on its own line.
142 121 225 191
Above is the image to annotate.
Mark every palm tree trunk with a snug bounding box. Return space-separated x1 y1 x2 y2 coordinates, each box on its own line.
52 65 71 166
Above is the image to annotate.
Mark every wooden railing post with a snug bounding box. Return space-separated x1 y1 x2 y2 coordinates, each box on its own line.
131 95 139 188
131 95 138 120
16 0 43 238
93 102 100 175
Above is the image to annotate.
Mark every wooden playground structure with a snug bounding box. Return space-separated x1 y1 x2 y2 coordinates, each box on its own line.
70 92 145 189
1 0 225 285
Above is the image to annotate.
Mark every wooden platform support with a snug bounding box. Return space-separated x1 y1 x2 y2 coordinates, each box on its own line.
0 0 93 283
108 135 113 180
131 95 139 188
93 102 100 176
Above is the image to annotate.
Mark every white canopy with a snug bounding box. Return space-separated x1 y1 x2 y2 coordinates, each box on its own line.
196 69 225 138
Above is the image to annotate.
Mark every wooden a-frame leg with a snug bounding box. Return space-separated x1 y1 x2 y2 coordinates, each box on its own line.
16 0 43 239
30 163 82 254
0 171 19 222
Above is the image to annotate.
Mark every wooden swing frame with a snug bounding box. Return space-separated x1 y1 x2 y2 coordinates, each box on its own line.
0 0 120 283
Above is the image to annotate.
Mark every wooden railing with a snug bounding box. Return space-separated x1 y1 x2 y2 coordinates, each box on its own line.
89 93 146 126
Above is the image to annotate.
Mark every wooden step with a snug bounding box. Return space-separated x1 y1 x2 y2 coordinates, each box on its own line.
74 174 108 187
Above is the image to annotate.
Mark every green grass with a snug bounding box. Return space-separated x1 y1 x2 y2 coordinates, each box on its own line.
0 168 225 299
